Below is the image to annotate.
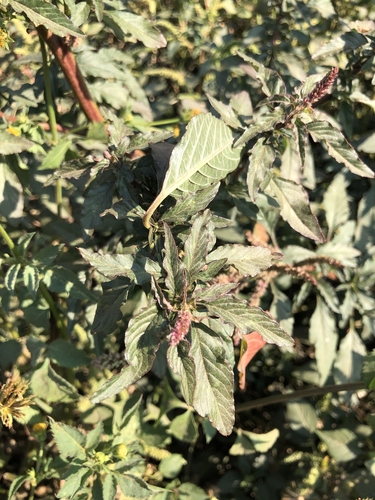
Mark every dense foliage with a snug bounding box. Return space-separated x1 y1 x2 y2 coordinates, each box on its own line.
1 0 375 499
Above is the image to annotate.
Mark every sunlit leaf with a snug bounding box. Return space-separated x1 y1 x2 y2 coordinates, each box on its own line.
247 137 276 201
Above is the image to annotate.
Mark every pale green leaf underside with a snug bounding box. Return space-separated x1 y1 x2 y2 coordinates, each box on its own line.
206 244 278 277
307 121 374 178
266 177 324 242
205 297 294 346
105 11 166 48
10 0 84 37
0 132 34 155
143 113 241 227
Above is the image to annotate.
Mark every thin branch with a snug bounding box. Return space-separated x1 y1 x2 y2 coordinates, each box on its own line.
236 381 367 412
36 26 104 123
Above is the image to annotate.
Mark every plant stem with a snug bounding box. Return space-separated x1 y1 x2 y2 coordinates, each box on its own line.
29 440 45 500
39 282 67 339
236 381 366 412
0 223 20 259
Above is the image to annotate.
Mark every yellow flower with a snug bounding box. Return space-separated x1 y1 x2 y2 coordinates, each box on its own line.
6 126 21 137
0 377 34 428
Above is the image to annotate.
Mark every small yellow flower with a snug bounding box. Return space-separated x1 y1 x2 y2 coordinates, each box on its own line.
0 377 34 428
32 422 48 435
173 124 180 138
6 126 21 137
0 28 13 50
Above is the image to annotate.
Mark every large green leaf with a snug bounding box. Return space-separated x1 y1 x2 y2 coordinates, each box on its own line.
0 161 24 224
247 137 276 201
79 248 161 284
104 10 166 48
312 31 368 59
205 296 294 346
309 296 338 385
266 177 324 242
9 0 84 37
42 266 97 302
143 114 241 228
237 52 287 96
323 173 350 239
39 139 72 171
315 429 360 462
167 341 196 407
56 468 92 498
189 322 234 436
206 94 243 129
50 419 86 460
161 183 220 223
91 303 164 403
333 328 367 385
0 131 34 154
307 121 374 178
286 401 317 433
183 210 212 283
116 474 154 498
206 244 279 277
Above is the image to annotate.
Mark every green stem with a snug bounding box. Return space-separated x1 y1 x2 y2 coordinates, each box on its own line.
0 223 20 259
148 118 180 126
39 282 67 339
236 381 366 413
29 440 45 500
40 36 63 218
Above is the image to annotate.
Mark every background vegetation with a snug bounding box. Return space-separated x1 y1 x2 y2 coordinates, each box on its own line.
0 0 375 499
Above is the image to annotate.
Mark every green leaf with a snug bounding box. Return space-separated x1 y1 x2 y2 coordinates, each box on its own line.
143 114 241 228
309 296 338 385
9 0 84 37
315 429 360 462
103 474 117 500
81 177 115 237
5 263 21 293
33 244 63 266
50 419 87 460
242 428 280 452
177 483 209 499
43 266 97 301
163 223 185 297
0 131 34 154
355 183 375 252
86 421 104 451
16 232 35 256
159 453 188 479
47 339 90 368
0 339 22 370
247 137 276 201
39 139 72 171
0 161 24 224
79 248 161 284
206 244 278 277
197 258 227 281
91 278 130 336
92 0 104 22
190 322 234 436
192 283 240 302
234 109 285 148
205 296 294 346
167 341 196 406
7 475 29 500
169 411 199 443
323 173 350 238
56 467 91 498
266 176 324 242
316 279 340 314
183 210 212 283
312 31 368 59
104 10 166 48
270 283 294 335
23 265 39 298
280 136 301 183
30 359 79 403
115 474 154 498
161 183 220 223
237 52 286 96
307 121 374 178
206 94 243 129
317 242 360 267
334 328 367 385
91 303 164 403
286 401 317 433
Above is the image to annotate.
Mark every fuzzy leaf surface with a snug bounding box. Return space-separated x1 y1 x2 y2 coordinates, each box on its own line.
234 109 285 148
50 420 86 460
183 210 212 283
190 322 235 436
167 341 196 407
104 11 166 48
266 177 324 242
307 121 374 178
10 0 84 37
247 137 276 201
309 296 338 385
205 297 294 346
163 224 185 297
206 244 279 277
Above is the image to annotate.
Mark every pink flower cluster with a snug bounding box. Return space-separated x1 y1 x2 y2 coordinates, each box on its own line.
169 309 192 346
